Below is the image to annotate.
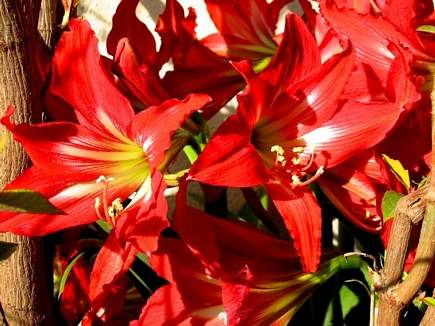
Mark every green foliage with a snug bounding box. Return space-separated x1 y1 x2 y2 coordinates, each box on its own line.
381 191 403 222
0 189 63 214
417 25 435 34
58 252 86 299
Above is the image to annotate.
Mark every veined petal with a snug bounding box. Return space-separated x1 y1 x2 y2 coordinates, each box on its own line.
84 232 137 324
113 39 169 107
51 19 135 137
129 94 211 167
1 108 146 179
107 0 157 67
189 115 268 187
256 46 355 143
264 13 321 88
204 0 279 55
319 1 428 75
133 238 224 326
0 167 141 235
301 100 401 169
265 183 322 272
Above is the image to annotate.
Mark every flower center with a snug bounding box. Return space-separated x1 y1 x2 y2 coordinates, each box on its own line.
270 144 324 187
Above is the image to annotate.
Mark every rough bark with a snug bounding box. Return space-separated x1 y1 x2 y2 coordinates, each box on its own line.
0 1 55 325
37 0 60 49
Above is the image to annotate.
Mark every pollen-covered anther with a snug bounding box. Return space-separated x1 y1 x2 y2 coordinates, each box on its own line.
365 210 372 218
291 157 301 165
108 198 124 219
271 145 286 166
292 146 305 153
291 175 302 185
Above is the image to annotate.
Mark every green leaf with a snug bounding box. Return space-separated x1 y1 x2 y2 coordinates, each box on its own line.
382 154 410 190
422 297 435 306
96 219 113 233
136 252 151 267
0 189 63 214
417 25 435 34
0 241 17 261
183 145 198 164
58 251 86 299
381 191 403 222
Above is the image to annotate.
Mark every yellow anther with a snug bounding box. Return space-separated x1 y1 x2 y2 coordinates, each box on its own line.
291 175 302 185
365 210 371 218
292 146 305 153
271 145 284 155
108 198 124 219
291 157 301 165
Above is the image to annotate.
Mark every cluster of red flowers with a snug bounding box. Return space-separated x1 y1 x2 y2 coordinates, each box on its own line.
0 0 434 324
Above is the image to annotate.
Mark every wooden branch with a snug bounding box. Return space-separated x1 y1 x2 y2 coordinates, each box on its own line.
0 0 55 325
375 187 426 325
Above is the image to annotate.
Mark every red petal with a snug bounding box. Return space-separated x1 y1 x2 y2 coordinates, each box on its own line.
318 153 386 233
115 171 169 256
265 184 322 272
319 1 428 74
113 39 169 107
85 232 137 323
383 0 434 53
256 46 355 142
189 115 268 187
205 0 278 57
51 19 135 137
301 100 401 169
129 94 211 167
1 111 144 179
107 0 157 67
265 13 321 87
0 167 140 235
158 1 244 118
156 0 197 67
135 238 224 326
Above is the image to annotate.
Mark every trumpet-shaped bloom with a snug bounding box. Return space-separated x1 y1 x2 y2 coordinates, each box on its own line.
0 19 210 236
132 180 366 325
189 13 404 272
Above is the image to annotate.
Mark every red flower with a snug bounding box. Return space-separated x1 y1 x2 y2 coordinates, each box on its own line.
189 13 403 272
0 19 210 236
162 0 293 118
132 180 366 325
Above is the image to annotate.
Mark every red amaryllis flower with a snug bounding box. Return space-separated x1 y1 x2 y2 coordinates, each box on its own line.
132 180 366 325
318 0 434 92
161 0 294 118
201 0 292 63
0 19 210 236
300 0 421 107
189 13 404 272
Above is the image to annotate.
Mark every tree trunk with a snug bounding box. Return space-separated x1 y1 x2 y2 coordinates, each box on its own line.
37 0 61 49
0 1 55 325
